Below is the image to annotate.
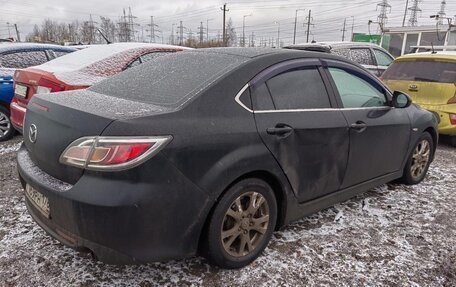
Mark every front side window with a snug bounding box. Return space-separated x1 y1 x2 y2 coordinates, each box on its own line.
265 68 331 110
329 67 387 108
0 51 48 69
373 49 393 67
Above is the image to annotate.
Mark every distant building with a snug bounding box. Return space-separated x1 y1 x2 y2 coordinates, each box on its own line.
381 25 456 57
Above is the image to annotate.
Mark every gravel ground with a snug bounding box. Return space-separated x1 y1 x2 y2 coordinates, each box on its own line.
0 136 455 287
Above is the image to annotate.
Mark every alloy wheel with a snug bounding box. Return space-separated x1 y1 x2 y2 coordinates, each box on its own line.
221 191 270 257
410 139 431 179
0 111 11 138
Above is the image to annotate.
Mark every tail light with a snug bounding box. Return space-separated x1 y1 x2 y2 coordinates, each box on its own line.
60 136 172 171
37 78 64 93
36 86 52 94
450 114 456 125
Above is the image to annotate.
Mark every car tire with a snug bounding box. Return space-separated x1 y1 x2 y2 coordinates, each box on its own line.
401 132 434 185
0 106 14 142
202 178 277 269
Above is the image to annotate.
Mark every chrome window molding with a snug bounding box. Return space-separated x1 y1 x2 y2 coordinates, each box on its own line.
234 84 393 114
234 84 253 113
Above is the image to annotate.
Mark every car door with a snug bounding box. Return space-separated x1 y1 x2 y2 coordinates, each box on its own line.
372 48 394 77
348 48 378 76
324 60 411 189
251 59 350 203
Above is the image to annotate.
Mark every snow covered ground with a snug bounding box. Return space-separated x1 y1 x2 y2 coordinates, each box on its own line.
0 136 455 286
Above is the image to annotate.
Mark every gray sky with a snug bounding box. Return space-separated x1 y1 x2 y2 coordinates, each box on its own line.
1 0 455 45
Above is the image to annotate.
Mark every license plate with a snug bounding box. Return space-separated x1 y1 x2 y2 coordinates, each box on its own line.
25 184 50 218
15 84 28 98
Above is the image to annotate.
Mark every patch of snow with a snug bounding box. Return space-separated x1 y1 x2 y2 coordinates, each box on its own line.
0 142 21 155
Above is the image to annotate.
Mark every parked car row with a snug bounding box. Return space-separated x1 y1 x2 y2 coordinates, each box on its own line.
10 43 188 133
8 40 440 269
0 43 76 141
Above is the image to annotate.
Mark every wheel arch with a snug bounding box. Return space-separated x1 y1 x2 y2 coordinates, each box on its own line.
197 169 291 254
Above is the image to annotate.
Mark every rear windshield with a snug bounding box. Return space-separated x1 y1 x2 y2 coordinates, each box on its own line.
90 52 248 108
383 60 456 84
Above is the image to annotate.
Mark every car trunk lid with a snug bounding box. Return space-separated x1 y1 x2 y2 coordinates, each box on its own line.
24 89 173 184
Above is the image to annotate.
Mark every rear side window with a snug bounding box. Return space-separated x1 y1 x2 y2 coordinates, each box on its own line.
0 51 48 68
265 68 331 110
348 48 374 66
329 67 387 108
382 60 456 84
53 50 72 58
140 52 172 63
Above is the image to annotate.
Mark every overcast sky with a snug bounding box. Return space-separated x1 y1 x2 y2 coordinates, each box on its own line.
1 0 455 45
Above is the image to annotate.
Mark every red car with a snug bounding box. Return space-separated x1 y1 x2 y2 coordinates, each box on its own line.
10 43 189 132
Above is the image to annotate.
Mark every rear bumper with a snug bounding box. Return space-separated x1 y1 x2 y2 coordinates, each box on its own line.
418 104 456 136
10 101 26 133
17 145 213 264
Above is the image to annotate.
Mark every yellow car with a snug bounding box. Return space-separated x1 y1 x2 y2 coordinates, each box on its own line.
382 52 456 146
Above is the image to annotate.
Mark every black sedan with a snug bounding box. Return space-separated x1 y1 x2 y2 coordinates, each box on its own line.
17 48 438 269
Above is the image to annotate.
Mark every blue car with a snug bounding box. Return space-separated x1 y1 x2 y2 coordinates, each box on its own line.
0 43 76 141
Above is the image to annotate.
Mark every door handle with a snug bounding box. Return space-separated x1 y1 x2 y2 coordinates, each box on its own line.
350 121 367 133
267 124 293 136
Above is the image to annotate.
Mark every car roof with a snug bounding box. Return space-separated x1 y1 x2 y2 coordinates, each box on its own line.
396 52 456 62
188 47 349 61
0 42 76 53
292 41 382 49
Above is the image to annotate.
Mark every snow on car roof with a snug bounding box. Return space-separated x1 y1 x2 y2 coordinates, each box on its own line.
37 43 187 73
0 43 75 53
34 43 189 86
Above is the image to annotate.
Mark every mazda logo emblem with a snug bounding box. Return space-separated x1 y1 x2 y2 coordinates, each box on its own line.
29 124 38 143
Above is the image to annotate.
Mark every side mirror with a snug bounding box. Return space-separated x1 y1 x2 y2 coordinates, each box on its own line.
392 91 412 108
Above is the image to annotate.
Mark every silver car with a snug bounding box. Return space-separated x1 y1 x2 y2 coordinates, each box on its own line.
285 42 394 77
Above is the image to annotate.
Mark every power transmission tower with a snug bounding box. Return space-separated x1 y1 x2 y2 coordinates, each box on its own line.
437 1 447 25
178 21 185 46
198 22 204 45
408 0 422 27
305 10 314 43
376 0 391 29
147 16 159 43
220 3 229 46
118 8 138 42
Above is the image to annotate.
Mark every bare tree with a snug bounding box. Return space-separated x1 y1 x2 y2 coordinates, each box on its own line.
226 18 237 47
100 16 117 43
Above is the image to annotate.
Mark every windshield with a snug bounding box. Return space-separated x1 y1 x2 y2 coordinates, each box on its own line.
383 60 456 84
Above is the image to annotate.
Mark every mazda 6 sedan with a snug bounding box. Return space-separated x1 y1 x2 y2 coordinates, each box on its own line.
17 48 438 269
